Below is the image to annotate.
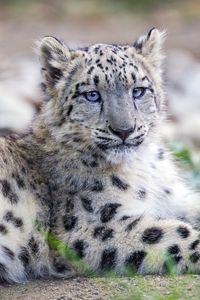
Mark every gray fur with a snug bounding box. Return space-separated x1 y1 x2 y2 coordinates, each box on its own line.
0 29 200 282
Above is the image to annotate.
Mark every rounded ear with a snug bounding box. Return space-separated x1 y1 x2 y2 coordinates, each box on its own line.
37 36 71 87
133 28 166 69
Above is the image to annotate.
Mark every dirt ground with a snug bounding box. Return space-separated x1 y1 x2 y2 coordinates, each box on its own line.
1 276 200 300
0 278 109 300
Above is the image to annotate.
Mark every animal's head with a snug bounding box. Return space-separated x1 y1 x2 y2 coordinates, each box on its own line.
38 28 165 164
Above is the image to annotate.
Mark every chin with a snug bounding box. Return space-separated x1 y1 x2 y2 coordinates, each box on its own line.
95 139 147 165
104 146 138 165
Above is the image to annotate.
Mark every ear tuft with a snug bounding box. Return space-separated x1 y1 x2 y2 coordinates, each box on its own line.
134 28 166 69
37 36 71 87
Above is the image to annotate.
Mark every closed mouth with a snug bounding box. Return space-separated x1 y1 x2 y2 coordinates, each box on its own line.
97 139 144 151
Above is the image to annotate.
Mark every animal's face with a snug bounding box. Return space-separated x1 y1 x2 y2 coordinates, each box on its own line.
39 29 165 163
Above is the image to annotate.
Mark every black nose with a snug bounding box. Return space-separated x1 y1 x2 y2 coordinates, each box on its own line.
109 125 135 141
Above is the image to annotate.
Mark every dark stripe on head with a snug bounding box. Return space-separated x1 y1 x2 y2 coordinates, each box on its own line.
93 75 99 86
87 66 95 74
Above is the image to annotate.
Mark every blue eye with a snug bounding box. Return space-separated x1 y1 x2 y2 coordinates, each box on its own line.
84 91 101 102
132 87 146 99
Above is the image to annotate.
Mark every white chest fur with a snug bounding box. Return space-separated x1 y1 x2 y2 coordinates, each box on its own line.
105 143 200 224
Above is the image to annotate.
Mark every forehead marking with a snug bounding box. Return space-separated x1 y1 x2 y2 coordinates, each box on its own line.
94 46 100 54
97 63 104 69
93 75 99 86
131 73 136 82
106 59 113 65
142 76 150 82
87 66 95 75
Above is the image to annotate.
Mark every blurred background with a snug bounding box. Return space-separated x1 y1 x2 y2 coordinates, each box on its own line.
0 0 200 146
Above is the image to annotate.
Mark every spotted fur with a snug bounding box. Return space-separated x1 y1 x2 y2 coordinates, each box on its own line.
0 28 200 282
